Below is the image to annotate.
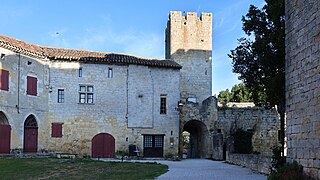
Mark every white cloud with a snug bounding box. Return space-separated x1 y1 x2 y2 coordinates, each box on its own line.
44 17 164 59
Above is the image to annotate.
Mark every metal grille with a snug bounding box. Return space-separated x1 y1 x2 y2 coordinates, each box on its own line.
24 115 38 127
154 136 163 148
160 97 166 114
144 136 153 147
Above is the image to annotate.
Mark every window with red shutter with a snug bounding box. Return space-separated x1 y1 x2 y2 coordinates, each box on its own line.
0 69 9 91
51 123 63 138
27 76 37 96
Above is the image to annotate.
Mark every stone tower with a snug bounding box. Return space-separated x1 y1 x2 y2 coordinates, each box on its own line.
165 11 212 104
285 0 320 178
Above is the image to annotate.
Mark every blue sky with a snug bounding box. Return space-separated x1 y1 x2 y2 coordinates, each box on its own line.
0 0 264 95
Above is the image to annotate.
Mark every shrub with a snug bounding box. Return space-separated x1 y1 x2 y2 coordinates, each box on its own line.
270 146 286 171
268 161 304 180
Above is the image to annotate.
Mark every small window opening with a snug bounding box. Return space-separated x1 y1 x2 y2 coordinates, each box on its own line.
79 68 82 77
160 95 167 114
0 53 5 59
57 89 64 103
187 97 197 103
108 68 113 78
218 129 222 133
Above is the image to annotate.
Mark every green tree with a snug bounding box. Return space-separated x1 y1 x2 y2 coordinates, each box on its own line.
217 89 231 103
230 83 253 102
218 83 253 103
228 0 285 154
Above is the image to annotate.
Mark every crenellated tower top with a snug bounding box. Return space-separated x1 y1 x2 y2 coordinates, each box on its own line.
165 11 213 104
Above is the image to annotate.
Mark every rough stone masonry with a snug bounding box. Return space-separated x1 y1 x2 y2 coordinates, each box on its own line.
285 0 320 178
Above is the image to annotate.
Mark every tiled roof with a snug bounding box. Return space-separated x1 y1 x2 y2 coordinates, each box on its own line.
0 34 181 69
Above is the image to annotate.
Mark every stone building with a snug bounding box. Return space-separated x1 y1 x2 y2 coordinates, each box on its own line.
285 0 320 178
0 11 280 162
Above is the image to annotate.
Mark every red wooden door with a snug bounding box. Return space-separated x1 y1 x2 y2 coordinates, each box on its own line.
0 125 11 154
92 133 115 158
23 127 38 153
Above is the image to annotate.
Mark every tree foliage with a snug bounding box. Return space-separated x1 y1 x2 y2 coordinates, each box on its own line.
218 83 253 103
228 0 285 108
228 0 285 155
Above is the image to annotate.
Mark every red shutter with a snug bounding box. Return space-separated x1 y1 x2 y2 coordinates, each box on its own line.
51 123 63 138
0 69 9 91
27 76 37 96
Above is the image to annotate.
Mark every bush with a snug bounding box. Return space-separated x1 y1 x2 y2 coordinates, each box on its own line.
232 129 253 154
270 146 286 171
268 161 304 180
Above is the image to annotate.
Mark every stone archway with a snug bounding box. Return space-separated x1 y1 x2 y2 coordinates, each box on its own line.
183 120 210 158
0 111 11 154
23 115 38 153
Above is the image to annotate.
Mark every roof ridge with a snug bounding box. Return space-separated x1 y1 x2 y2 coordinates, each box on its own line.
0 34 181 69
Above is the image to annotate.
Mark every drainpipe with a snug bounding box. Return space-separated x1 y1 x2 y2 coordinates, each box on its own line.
126 66 129 124
16 53 21 113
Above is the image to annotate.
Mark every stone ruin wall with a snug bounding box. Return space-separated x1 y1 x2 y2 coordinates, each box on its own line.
216 107 280 157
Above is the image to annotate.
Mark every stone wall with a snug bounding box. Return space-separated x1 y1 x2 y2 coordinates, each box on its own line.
47 61 180 156
0 47 181 157
0 47 49 151
227 153 271 174
216 107 280 157
285 0 320 178
165 11 212 104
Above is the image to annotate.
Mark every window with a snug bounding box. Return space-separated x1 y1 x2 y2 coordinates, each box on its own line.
51 123 63 138
27 76 37 96
144 135 153 148
160 95 167 114
187 96 197 103
0 69 9 91
154 136 163 148
0 53 5 59
108 68 113 78
79 68 82 77
79 85 94 104
58 89 64 103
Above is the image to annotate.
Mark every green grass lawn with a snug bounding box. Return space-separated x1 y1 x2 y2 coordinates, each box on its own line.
0 158 168 180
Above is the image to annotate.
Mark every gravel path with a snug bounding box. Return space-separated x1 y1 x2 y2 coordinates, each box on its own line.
156 159 267 180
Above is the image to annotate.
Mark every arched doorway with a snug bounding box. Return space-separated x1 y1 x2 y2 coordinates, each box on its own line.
92 133 115 158
0 112 11 154
23 115 38 153
183 120 209 158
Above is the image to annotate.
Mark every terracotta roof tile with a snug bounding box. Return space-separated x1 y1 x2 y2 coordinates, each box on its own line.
0 34 181 69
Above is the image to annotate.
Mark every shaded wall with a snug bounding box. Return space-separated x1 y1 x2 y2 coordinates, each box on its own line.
285 0 320 178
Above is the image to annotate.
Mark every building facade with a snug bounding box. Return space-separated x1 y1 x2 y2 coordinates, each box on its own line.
0 34 181 157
